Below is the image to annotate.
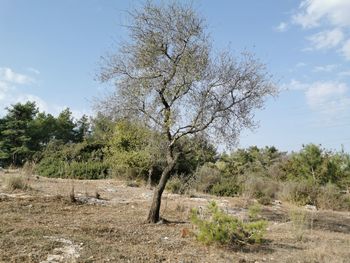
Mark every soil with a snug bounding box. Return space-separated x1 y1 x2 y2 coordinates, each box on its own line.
0 170 349 263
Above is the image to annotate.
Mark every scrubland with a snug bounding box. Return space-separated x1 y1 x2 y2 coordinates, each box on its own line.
1 169 349 263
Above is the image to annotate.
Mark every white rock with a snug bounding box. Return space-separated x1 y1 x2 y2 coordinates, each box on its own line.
305 204 317 211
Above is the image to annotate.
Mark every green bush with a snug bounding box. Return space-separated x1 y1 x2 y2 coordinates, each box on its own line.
248 203 263 221
242 176 279 203
67 161 108 179
194 164 221 193
166 177 182 194
190 201 267 247
210 179 241 197
278 181 350 210
279 180 319 206
166 174 196 195
35 140 109 179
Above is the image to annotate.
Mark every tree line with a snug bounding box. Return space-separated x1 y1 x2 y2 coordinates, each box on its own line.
0 101 90 167
1 101 350 212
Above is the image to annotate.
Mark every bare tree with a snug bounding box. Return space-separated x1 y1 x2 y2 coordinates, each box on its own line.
98 1 277 223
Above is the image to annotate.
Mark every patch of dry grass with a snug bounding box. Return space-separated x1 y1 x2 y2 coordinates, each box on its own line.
5 175 30 191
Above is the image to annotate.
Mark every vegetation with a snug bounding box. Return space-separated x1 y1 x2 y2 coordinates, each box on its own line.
190 201 267 247
1 1 350 260
97 1 276 223
35 140 108 179
5 175 30 191
0 101 90 167
289 208 309 241
1 101 350 212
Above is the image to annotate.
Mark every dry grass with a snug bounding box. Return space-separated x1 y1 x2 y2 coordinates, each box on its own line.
0 170 349 262
4 175 30 191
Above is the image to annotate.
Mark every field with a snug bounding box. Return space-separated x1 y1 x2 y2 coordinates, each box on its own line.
0 170 350 263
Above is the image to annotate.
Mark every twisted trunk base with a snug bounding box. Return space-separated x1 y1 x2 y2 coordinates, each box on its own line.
146 156 177 223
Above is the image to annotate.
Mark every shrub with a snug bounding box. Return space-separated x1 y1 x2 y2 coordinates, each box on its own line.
243 176 279 202
210 179 241 197
166 174 196 195
35 140 109 179
5 175 30 191
190 201 267 247
67 161 108 179
279 180 319 206
340 195 350 210
22 161 36 176
166 177 183 194
248 203 263 221
194 164 221 193
257 196 272 205
316 183 342 210
289 208 309 241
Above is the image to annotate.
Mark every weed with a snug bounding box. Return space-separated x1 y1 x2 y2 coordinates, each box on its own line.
248 203 262 221
70 185 77 203
166 177 182 194
5 175 30 191
289 208 308 241
126 180 140 187
175 203 186 212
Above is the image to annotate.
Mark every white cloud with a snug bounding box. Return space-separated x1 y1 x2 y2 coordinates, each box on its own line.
275 22 288 32
307 28 344 50
27 67 40 75
293 0 350 29
338 70 350 77
0 67 33 84
286 80 350 115
296 62 307 67
0 66 88 118
0 81 12 101
0 67 46 115
293 0 350 60
313 64 338 72
285 79 308 91
305 82 349 112
340 39 350 60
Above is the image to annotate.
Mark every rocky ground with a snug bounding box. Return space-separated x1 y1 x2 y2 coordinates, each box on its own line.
0 169 350 263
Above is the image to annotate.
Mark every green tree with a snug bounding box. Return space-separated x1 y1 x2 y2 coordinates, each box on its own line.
54 108 77 143
28 112 57 152
284 144 342 185
0 102 38 166
175 135 217 176
75 115 91 142
90 112 115 144
106 120 166 183
98 2 276 222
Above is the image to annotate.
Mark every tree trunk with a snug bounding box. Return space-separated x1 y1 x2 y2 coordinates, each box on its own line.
146 153 178 223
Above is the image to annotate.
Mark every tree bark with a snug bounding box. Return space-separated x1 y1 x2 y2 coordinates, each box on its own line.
146 152 178 223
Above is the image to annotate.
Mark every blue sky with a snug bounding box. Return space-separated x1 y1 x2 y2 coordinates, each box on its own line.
1 0 350 152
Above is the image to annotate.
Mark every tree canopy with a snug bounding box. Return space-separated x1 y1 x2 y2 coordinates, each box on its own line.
98 1 277 222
